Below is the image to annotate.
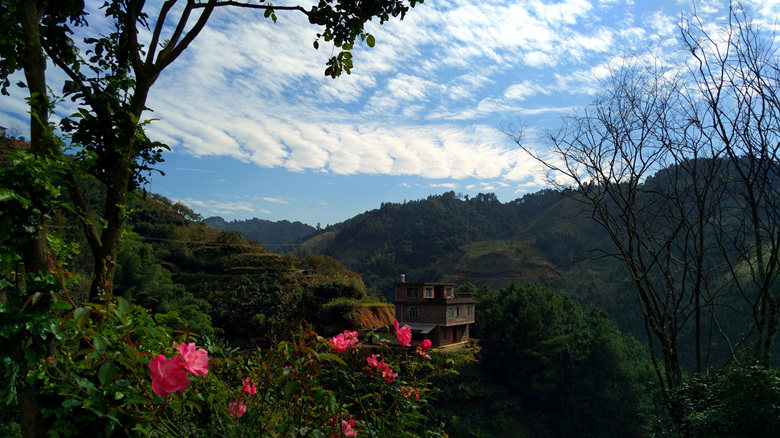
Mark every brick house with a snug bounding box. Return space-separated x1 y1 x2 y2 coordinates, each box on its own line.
393 279 475 347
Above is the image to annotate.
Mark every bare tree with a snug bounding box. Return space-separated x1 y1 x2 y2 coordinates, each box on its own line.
507 7 780 424
681 5 780 366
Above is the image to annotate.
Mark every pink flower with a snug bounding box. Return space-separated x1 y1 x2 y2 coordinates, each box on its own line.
414 388 420 402
329 330 359 353
284 365 296 373
416 339 432 359
342 418 357 437
178 342 209 376
329 334 351 353
394 319 411 347
229 400 247 418
242 377 256 395
366 354 382 368
381 365 397 384
402 386 411 397
149 354 190 396
342 330 359 346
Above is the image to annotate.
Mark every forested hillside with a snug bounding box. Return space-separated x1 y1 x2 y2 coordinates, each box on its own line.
203 216 315 246
284 164 780 372
289 190 608 291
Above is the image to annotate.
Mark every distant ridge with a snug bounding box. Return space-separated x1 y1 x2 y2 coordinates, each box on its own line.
202 216 316 247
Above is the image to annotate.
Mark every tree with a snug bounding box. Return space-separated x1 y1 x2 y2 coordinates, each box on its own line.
507 3 780 431
0 1 423 436
680 5 780 366
477 283 654 437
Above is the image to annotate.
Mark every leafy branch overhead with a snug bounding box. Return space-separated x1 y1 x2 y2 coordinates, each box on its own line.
192 0 423 77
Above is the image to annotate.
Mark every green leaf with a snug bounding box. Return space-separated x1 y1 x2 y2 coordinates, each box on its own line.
93 335 107 356
97 362 117 386
0 188 14 202
117 298 129 321
284 380 301 402
74 307 90 326
62 399 81 411
366 34 375 48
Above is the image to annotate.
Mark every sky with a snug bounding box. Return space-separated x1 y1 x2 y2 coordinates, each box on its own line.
2 0 780 227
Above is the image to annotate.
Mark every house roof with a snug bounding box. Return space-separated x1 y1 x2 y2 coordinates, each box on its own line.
404 323 438 334
394 282 456 287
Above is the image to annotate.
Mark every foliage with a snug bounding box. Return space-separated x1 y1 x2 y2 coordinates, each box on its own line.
669 364 780 438
476 282 657 437
2 292 447 437
115 233 214 336
0 150 66 248
189 324 446 437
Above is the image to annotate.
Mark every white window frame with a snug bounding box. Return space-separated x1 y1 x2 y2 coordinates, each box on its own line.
425 287 433 298
407 307 419 319
448 307 455 318
406 287 419 298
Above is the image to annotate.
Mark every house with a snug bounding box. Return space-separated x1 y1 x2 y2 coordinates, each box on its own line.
393 277 475 347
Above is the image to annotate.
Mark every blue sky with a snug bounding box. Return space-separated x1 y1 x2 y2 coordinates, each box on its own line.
2 0 780 227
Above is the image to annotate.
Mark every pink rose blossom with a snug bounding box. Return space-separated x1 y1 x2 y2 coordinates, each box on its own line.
342 418 357 437
381 365 398 384
416 339 432 359
329 330 359 353
149 354 190 396
229 400 247 418
366 354 382 368
329 334 351 353
394 319 411 347
342 330 359 346
331 416 357 437
365 353 397 384
178 342 209 376
242 377 256 395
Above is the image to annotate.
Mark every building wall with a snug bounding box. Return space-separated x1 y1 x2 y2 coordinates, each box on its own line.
430 324 470 347
396 302 475 326
394 282 474 346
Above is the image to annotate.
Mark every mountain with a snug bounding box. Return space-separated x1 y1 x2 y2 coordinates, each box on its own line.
289 189 615 298
276 189 644 357
202 216 316 247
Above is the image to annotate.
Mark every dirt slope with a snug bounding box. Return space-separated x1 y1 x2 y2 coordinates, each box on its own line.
359 305 395 329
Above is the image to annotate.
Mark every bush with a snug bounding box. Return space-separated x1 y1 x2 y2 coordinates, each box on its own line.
672 364 780 437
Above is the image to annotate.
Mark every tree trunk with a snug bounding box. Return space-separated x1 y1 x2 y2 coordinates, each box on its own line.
15 1 55 437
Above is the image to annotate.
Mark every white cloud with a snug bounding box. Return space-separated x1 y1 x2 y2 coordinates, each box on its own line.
5 0 779 214
179 197 259 216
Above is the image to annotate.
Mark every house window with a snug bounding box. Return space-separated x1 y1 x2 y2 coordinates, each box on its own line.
467 306 473 317
442 330 448 341
406 287 419 298
445 287 453 297
425 287 433 298
407 307 419 319
448 307 455 318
